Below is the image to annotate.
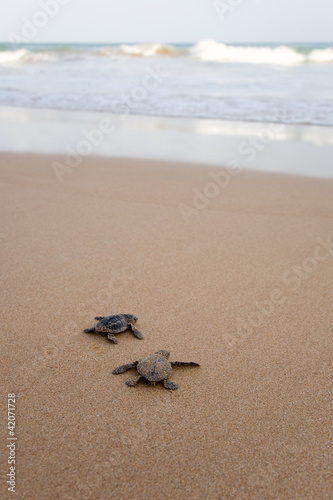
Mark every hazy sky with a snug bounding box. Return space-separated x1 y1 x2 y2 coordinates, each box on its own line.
1 0 332 44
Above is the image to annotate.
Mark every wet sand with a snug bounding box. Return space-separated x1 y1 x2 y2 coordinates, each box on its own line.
1 152 333 499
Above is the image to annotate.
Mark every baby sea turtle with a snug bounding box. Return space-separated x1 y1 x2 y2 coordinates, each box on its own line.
84 314 143 343
112 350 200 390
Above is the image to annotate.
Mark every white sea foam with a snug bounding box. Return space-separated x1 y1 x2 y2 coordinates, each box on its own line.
0 49 29 64
119 43 178 57
308 47 333 63
191 40 306 65
1 42 333 66
0 41 332 125
0 49 55 65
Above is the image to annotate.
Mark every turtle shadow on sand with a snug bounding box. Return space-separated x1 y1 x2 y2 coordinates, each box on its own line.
112 350 200 390
84 314 143 344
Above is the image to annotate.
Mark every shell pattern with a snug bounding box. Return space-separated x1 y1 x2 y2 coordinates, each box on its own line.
95 315 128 334
137 352 173 382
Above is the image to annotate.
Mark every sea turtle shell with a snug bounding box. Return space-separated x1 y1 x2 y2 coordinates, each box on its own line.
137 352 172 382
95 315 128 333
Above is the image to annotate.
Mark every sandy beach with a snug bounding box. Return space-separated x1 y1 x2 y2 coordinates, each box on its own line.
1 152 333 499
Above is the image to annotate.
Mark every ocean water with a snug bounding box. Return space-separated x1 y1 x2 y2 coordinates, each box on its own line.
0 40 333 125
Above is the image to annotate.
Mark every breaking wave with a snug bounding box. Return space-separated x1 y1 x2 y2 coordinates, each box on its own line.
0 41 332 66
308 47 333 63
94 43 180 57
191 40 333 65
0 48 56 64
118 43 180 57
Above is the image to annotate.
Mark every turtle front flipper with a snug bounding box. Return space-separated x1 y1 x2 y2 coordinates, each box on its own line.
163 379 178 390
112 361 138 374
94 316 105 321
129 324 144 340
126 375 142 386
171 361 200 367
107 333 119 344
84 327 95 333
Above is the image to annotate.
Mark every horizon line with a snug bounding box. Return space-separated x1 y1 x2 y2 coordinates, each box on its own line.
1 40 332 45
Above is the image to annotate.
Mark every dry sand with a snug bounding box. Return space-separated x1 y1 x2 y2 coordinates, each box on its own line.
1 152 333 499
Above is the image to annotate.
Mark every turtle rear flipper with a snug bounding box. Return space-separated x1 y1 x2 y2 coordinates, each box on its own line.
112 361 138 374
84 327 95 333
129 324 144 340
107 333 119 344
164 379 178 390
126 375 142 386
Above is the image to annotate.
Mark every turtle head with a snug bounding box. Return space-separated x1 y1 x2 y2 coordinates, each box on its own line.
155 350 170 359
124 314 138 324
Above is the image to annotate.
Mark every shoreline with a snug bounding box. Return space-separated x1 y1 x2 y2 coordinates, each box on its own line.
2 150 333 185
1 106 333 178
3 102 333 128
